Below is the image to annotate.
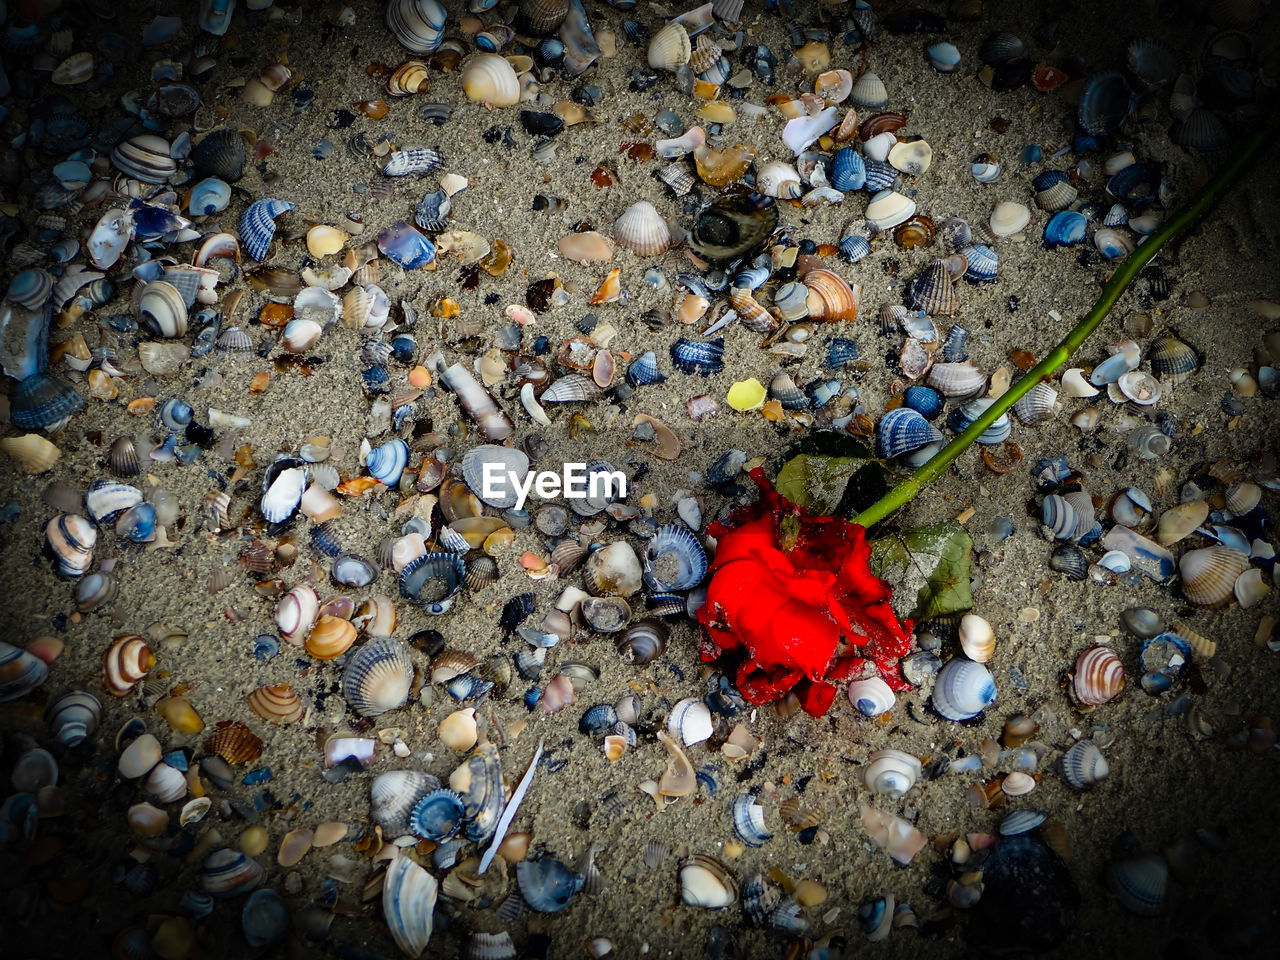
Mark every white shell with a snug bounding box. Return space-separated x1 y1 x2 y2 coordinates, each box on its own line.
275 584 320 643
888 139 932 175
613 201 672 256
864 190 916 232
863 132 895 162
137 280 189 338
756 160 803 199
781 106 839 155
144 762 188 803
1061 739 1109 789
846 676 896 716
261 466 307 523
989 201 1031 237
648 22 692 71
864 748 921 799
461 54 520 107
1060 368 1099 398
958 613 995 662
667 697 713 746
931 658 997 721
383 854 439 956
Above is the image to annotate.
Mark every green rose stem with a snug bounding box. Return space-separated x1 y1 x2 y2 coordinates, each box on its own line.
854 106 1280 530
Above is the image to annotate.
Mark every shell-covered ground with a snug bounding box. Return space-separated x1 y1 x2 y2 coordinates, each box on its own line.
1 1 1278 959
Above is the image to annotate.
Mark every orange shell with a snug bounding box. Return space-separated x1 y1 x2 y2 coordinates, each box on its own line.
801 269 860 322
103 635 155 697
204 721 264 764
248 683 305 725
305 616 357 660
1071 645 1125 708
336 475 385 496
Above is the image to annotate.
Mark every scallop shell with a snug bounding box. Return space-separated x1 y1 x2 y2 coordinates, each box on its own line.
927 360 986 398
462 53 520 106
342 639 414 717
383 147 443 177
1061 739 1109 789
1179 545 1249 608
0 433 61 473
248 684 305 725
906 260 957 316
877 407 943 459
849 71 889 108
613 201 672 256
864 748 921 798
1146 332 1199 384
1071 645 1125 707
1108 855 1167 917
204 721 264 764
931 658 997 720
1012 382 1059 424
648 22 691 71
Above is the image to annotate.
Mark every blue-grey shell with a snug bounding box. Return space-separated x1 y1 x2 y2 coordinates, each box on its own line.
931 658 997 720
1044 211 1087 247
399 552 465 614
1077 71 1137 135
239 198 293 262
824 336 860 367
862 158 898 193
839 234 871 264
878 407 943 458
413 189 451 232
946 398 1011 445
643 524 708 592
902 385 943 419
627 350 666 385
367 438 410 485
409 788 466 841
516 857 585 914
382 147 443 177
11 372 84 430
831 147 866 192
377 221 436 269
960 243 998 282
670 337 724 375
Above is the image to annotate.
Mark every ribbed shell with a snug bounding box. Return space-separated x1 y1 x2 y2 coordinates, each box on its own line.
613 201 672 256
341 639 414 717
1061 739 1109 789
239 198 294 262
1071 645 1125 707
1179 545 1249 608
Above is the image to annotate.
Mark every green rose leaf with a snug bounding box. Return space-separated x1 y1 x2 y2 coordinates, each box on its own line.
871 520 973 621
775 434 886 517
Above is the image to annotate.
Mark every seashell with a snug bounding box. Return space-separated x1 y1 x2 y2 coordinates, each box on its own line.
386 0 448 54
46 513 96 578
111 134 177 184
276 585 320 644
971 154 1001 183
377 221 436 269
203 848 264 899
680 855 737 908
931 658 997 720
1013 382 1059 424
989 201 1031 237
261 465 306 524
541 374 600 402
581 541 641 598
687 192 778 265
878 407 943 459
1174 107 1229 155
1146 332 1199 384
803 269 859 322
756 160 803 199
461 445 530 509
616 618 669 664
401 552 466 614
847 677 896 716
85 479 143 526
0 642 50 703
372 769 439 835
958 614 996 662
1179 545 1249 608
242 888 289 948
137 281 189 339
864 749 921 799
1 433 60 473
383 854 439 955
516 0 570 35
849 71 889 109
580 596 631 633
1071 645 1125 707
888 139 932 176
248 684 305 725
367 438 410 486
7 268 54 311
1043 210 1087 247
1094 227 1134 260
189 177 231 216
191 129 248 182
902 385 943 420
1078 71 1136 135
906 260 957 316
45 690 101 746
1061 739 1109 789
927 360 986 398
117 730 162 780
449 741 504 843
668 696 714 746
409 787 466 841
342 639 414 717
144 762 188 804
613 201 672 256
204 721 264 764
831 148 866 192
694 144 756 187
1040 494 1080 541
439 707 479 752
979 31 1026 65
1108 855 1167 917
462 53 520 106
772 282 809 322
382 147 443 179
155 695 204 734
138 341 191 375
517 855 586 913
102 635 153 697
926 40 962 73
238 198 294 263
865 190 915 232
947 397 1011 445
769 373 807 410
558 230 612 264
732 793 773 847
1224 481 1261 516
648 22 691 71
1032 170 1078 212
305 616 358 660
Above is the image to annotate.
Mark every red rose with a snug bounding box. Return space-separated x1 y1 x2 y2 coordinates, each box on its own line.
696 468 914 717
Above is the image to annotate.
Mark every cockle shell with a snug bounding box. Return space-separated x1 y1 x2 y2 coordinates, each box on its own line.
1179 545 1249 608
102 635 154 696
931 658 997 720
248 684 305 725
1061 739 1109 789
305 616 358 660
461 54 520 106
1071 645 1125 707
342 639 414 717
648 22 691 71
613 201 672 256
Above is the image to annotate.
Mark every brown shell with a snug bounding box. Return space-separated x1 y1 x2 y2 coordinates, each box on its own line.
204 721 264 764
859 111 908 141
906 260 958 316
1071 645 1125 708
248 683 305 725
892 214 936 250
430 649 481 683
690 34 721 75
304 615 357 660
387 60 429 96
693 143 756 187
103 635 155 697
801 269 860 322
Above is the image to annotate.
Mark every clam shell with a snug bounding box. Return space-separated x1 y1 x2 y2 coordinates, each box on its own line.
367 438 410 485
137 280 189 338
111 134 177 184
385 0 447 54
248 683 305 725
46 513 96 578
802 269 859 322
756 160 803 199
989 201 1031 237
958 614 996 662
449 741 504 843
276 584 320 644
847 677 896 716
931 658 997 720
342 639 414 717
1146 332 1199 384
304 616 357 660
585 542 643 597
927 360 986 398
85 479 142 524
616 618 669 665
849 71 889 108
906 261 957 316
1179 545 1249 608
613 201 672 256
732 793 773 847
1012 382 1059 424
44 690 101 746
462 445 530 508
0 642 49 703
865 190 915 232
462 53 520 106
643 524 708 591
864 748 921 799
102 634 154 696
1071 645 1125 707
202 848 264 899
680 855 738 908
1061 739 1109 789
667 697 713 746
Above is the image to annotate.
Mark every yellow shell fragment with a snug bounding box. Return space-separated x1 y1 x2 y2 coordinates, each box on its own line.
306 225 347 258
727 378 767 411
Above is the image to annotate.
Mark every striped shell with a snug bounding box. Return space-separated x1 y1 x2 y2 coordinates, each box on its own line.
613 201 672 256
239 198 294 262
276 584 320 644
802 269 859 322
383 147 443 177
341 638 414 717
102 635 154 696
878 407 943 459
204 721 264 764
111 134 177 184
1061 739 1109 789
305 616 358 660
906 260 957 316
1179 545 1249 608
1071 645 1125 707
385 0 447 54
248 684 305 725
46 513 96 578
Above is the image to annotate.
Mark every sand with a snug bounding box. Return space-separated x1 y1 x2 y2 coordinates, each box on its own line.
2 0 1279 958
